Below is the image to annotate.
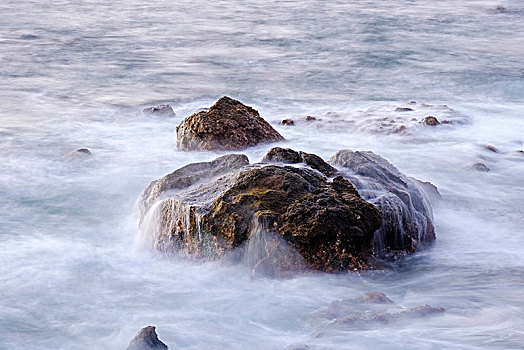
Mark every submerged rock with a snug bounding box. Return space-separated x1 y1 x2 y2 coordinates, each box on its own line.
281 119 295 126
310 292 444 329
176 96 284 151
330 150 436 257
127 326 168 350
143 104 175 117
303 102 469 136
473 162 491 172
481 144 499 153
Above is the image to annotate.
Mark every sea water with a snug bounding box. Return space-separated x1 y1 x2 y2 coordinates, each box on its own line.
0 1 523 349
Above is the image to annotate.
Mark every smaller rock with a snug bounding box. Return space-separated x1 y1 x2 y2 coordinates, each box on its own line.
394 125 406 133
395 107 414 112
305 116 316 121
281 119 295 126
143 104 176 117
262 147 336 176
441 120 452 124
76 148 91 155
473 163 490 172
410 118 417 122
422 116 440 126
481 144 499 153
176 96 284 151
127 326 168 350
70 148 92 159
408 101 417 105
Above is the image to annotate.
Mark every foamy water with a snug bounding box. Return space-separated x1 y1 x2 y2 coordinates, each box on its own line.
1 1 523 349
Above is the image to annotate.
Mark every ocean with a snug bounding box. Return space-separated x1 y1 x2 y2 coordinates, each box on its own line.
0 0 523 349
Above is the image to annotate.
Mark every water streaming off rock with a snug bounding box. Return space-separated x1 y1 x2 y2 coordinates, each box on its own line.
1 0 523 349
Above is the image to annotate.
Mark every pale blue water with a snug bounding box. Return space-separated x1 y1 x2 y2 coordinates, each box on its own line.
1 1 523 349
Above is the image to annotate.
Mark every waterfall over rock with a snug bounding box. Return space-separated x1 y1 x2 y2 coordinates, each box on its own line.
330 150 437 258
138 147 437 272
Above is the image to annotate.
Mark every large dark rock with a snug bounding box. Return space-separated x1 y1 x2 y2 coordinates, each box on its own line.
127 326 168 350
330 150 436 258
139 149 381 274
140 148 437 272
176 96 284 151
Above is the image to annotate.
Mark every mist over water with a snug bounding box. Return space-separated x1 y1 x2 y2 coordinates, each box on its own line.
1 1 523 349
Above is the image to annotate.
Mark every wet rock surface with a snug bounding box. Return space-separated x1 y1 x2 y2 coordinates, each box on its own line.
422 116 440 126
262 147 336 176
309 292 444 330
330 150 436 257
140 154 249 215
127 326 168 350
140 148 436 273
176 96 284 151
143 104 175 117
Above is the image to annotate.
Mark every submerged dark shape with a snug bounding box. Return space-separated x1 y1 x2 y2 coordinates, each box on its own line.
176 96 284 151
330 150 436 258
473 162 491 172
309 292 444 329
70 148 92 159
127 326 168 350
395 107 414 112
143 104 175 117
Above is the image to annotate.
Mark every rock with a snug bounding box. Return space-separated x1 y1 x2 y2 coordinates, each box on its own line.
281 119 295 126
481 144 499 153
310 292 444 329
394 125 406 133
408 101 417 105
140 154 249 215
143 104 175 117
330 150 436 257
176 96 284 151
127 326 168 350
395 107 413 112
422 116 440 126
70 148 92 159
139 149 382 273
305 116 316 121
262 147 337 176
473 162 491 172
